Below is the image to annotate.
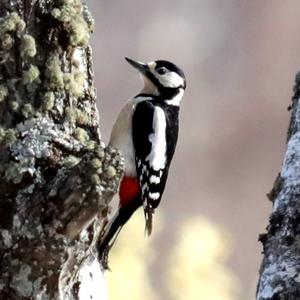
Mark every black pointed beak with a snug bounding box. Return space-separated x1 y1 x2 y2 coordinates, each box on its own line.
125 57 149 76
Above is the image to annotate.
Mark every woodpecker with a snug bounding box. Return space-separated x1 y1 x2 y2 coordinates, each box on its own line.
98 57 186 267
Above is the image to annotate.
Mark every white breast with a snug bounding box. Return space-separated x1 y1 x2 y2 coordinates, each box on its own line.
109 97 150 177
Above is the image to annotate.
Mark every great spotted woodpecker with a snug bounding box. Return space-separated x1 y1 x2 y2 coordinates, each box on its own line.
98 58 186 267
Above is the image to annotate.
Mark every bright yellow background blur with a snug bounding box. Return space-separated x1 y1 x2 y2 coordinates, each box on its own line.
107 212 240 300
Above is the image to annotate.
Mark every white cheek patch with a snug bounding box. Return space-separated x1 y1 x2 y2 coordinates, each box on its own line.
156 71 184 88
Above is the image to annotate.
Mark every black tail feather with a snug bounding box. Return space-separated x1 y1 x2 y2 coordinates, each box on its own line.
97 197 141 269
144 206 154 236
97 214 123 270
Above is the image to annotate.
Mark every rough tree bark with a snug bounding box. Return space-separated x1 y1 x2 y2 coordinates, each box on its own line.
0 1 123 299
257 74 300 299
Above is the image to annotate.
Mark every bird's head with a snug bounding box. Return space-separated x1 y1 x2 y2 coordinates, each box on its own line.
125 57 186 98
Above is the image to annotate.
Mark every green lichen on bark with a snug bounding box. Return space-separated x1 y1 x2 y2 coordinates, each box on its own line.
0 12 25 35
51 0 92 47
42 91 55 111
22 64 40 85
74 127 90 144
45 55 65 90
20 34 36 58
0 1 123 299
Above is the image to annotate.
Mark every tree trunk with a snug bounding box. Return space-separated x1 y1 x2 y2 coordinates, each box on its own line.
257 73 300 299
0 1 123 299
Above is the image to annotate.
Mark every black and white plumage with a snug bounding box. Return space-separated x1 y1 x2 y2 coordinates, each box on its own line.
98 58 186 267
132 97 179 234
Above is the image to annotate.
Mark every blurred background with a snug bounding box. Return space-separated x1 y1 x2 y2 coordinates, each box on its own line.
86 1 300 299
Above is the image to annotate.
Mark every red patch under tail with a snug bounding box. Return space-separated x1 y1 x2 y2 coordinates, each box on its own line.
119 177 140 207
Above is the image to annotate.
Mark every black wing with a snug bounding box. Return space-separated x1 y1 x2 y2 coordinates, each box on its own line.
132 100 179 234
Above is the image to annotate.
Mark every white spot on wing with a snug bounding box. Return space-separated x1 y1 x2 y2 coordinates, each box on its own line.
149 192 160 200
146 106 167 171
150 175 160 184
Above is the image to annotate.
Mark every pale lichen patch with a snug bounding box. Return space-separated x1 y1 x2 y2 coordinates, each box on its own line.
91 158 102 169
74 127 90 144
22 65 40 85
106 166 116 178
42 91 55 111
65 107 77 123
0 12 25 34
51 0 93 47
21 103 34 118
75 109 90 125
1 33 14 49
63 69 85 97
0 128 17 146
45 55 64 90
86 140 97 150
63 155 81 167
20 34 36 58
90 174 100 185
65 107 91 126
9 100 19 111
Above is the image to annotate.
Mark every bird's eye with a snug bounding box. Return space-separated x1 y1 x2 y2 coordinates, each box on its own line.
156 67 167 75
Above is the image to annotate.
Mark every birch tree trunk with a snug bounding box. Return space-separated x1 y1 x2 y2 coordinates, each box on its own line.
257 73 300 299
0 1 123 299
